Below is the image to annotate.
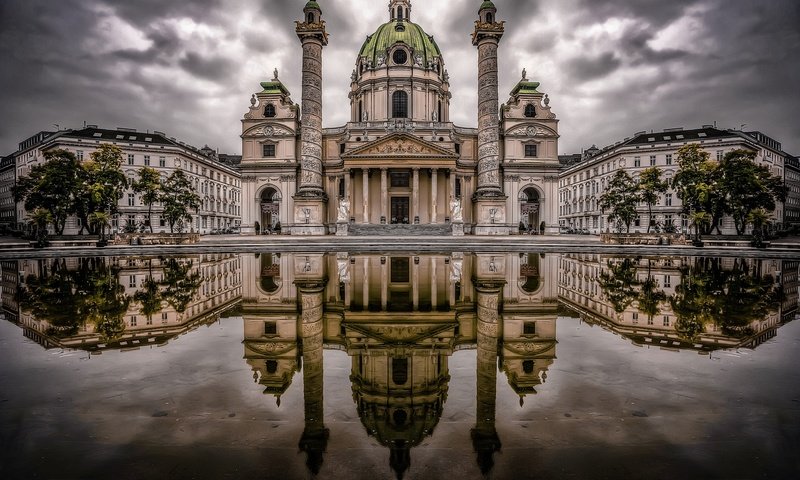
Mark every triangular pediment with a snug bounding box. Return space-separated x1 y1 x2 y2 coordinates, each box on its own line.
343 133 458 159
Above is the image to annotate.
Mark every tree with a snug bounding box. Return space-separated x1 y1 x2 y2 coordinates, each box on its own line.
28 208 52 247
160 258 202 312
638 167 668 233
599 170 640 233
719 150 787 235
160 170 201 233
637 261 667 323
132 167 162 233
747 208 769 248
598 258 641 313
88 211 111 244
73 145 127 235
13 150 81 235
673 144 725 235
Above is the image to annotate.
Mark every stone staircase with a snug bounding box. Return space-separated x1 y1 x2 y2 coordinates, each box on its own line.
348 224 452 236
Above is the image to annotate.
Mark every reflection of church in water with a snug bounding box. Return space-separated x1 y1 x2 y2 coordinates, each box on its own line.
242 250 559 477
240 0 560 236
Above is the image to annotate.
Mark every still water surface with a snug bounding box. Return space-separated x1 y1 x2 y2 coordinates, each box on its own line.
0 253 798 479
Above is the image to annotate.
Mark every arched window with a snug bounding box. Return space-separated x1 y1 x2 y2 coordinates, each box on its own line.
397 7 403 21
524 103 536 118
307 12 314 24
358 100 363 122
392 90 408 118
264 104 276 118
486 13 494 23
437 100 443 122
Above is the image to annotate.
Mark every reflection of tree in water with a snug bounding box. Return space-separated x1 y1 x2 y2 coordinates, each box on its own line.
598 258 641 313
671 258 780 340
160 258 202 313
21 258 130 341
638 260 667 324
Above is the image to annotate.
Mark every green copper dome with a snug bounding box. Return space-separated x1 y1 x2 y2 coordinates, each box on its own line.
480 1 496 10
304 1 320 11
358 20 443 66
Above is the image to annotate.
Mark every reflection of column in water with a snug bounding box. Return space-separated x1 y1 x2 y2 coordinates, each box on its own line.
472 281 503 475
297 281 328 475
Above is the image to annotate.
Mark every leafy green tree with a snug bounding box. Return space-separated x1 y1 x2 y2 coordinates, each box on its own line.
132 167 163 233
638 167 668 233
673 145 725 235
160 170 201 233
599 170 640 233
13 150 81 235
747 208 769 247
29 208 53 247
73 145 128 235
719 150 787 235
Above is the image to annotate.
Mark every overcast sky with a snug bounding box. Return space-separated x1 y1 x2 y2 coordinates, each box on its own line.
1 0 798 157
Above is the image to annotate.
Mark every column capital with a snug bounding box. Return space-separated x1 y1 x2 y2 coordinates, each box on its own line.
294 279 328 292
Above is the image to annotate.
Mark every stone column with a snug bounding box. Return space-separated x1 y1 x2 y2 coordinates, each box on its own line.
412 257 419 310
472 279 503 475
431 258 438 310
296 278 329 475
381 257 388 310
412 168 420 224
431 169 438 224
294 3 329 236
362 169 370 224
472 3 509 235
380 168 388 224
362 257 370 309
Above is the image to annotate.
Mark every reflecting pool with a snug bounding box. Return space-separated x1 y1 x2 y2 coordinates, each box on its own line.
0 253 798 479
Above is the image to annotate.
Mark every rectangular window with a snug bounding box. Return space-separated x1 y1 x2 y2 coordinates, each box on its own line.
525 144 538 157
76 150 84 161
647 316 654 326
264 322 277 335
632 312 639 324
146 316 153 326
664 275 671 288
128 193 135 206
130 316 137 327
127 154 135 165
161 312 168 324
716 150 723 161
263 144 276 157
634 216 641 227
634 156 641 167
159 156 166 167
523 322 536 335
390 172 410 188
144 155 150 166
666 193 673 207
663 316 670 327
129 275 136 288
650 155 656 166
666 154 673 165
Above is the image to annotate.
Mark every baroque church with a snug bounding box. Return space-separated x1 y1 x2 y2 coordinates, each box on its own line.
240 0 560 236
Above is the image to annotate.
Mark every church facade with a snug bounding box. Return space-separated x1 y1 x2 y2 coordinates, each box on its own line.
240 0 560 236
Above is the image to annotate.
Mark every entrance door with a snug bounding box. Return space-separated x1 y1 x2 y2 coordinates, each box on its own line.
391 197 410 224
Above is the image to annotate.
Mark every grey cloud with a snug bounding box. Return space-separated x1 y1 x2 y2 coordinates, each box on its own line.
179 52 236 82
564 52 621 81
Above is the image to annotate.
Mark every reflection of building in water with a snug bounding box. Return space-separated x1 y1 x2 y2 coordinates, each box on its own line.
240 251 558 478
779 260 799 323
0 259 20 324
558 254 788 351
12 255 242 351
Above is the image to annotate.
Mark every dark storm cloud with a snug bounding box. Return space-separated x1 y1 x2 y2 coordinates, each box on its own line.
564 52 621 81
0 0 798 157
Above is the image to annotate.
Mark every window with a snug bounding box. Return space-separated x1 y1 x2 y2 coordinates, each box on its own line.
525 144 537 157
130 316 137 327
144 155 150 166
129 275 136 288
632 312 639 324
392 90 408 118
716 150 723 161
666 154 673 165
264 104 276 118
455 143 461 154
524 104 536 118
264 322 277 335
263 144 276 157
128 193 135 206
523 322 536 335
390 172 410 188
307 12 314 23
392 358 408 385
647 316 654 325
650 155 657 166
634 216 641 227
665 193 673 207
634 156 641 167
76 150 84 161
663 275 671 288
663 316 670 327
486 12 494 23
127 154 134 165
522 360 534 374
159 156 166 167
162 312 168 324
393 49 408 65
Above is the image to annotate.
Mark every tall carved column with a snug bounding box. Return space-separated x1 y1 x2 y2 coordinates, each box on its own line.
472 279 503 475
472 2 509 235
380 168 388 224
296 277 328 475
293 1 329 235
